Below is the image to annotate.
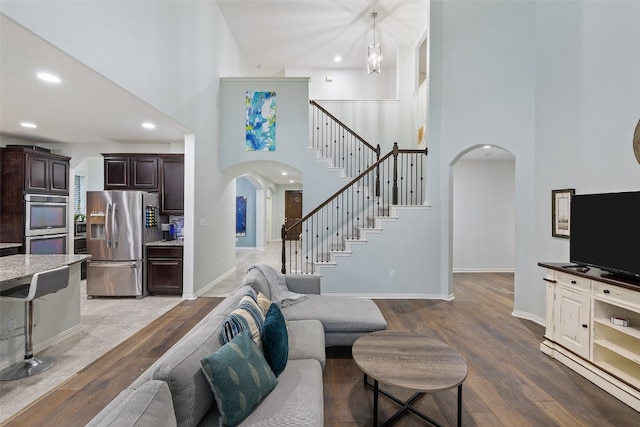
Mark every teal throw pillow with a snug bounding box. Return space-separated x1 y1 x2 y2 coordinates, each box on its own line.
262 303 288 377
200 330 277 427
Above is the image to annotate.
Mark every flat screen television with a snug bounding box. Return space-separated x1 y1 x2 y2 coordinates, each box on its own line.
570 190 640 282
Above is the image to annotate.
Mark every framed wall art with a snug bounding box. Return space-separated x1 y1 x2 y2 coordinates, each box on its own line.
245 91 276 151
236 196 247 236
552 188 574 238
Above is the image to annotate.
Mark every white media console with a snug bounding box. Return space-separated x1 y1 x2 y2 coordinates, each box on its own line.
539 262 640 411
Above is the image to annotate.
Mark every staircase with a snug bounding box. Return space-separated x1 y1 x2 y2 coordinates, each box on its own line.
281 101 428 275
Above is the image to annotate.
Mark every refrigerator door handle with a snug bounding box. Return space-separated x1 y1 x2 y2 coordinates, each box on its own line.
112 202 119 248
88 261 138 269
106 203 112 248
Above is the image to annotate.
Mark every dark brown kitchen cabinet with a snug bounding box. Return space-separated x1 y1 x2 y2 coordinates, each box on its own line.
159 156 184 214
1 146 71 245
1 147 70 195
146 246 183 295
103 154 158 190
104 156 130 189
103 153 184 214
74 237 87 280
132 157 158 189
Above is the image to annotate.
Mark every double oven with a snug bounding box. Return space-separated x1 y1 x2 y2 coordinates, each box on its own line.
24 194 69 254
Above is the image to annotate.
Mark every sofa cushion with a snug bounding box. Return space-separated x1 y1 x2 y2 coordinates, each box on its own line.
201 330 277 427
286 319 326 369
240 359 324 426
86 380 177 427
262 303 288 377
221 295 265 347
282 294 387 333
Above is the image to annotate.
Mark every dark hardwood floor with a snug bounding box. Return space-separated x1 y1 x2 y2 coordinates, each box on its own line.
324 273 640 426
3 273 639 426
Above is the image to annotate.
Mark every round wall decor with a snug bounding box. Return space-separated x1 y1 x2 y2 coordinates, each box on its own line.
634 118 640 164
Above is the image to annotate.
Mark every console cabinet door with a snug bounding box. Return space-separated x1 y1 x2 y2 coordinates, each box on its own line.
554 285 591 359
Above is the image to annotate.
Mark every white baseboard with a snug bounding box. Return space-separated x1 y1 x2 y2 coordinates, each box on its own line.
188 265 238 299
322 292 454 300
512 310 545 326
452 268 515 273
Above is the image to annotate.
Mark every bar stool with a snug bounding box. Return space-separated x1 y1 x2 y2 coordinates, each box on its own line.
0 265 70 381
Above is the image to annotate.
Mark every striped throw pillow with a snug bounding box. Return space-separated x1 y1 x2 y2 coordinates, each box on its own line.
221 295 266 347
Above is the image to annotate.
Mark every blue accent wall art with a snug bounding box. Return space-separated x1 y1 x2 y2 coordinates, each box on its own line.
246 91 276 151
236 196 247 236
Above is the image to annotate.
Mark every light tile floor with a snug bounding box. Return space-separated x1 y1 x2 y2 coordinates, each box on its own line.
0 242 280 423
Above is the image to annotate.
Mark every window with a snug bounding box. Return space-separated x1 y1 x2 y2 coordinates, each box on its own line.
74 175 86 217
417 36 427 88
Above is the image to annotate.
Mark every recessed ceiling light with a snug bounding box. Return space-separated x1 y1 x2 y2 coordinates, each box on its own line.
20 122 37 129
281 172 288 176
483 145 491 149
36 72 61 83
334 56 342 63
142 122 156 129
289 180 294 184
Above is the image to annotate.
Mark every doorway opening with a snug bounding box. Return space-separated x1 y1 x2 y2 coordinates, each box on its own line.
284 190 303 240
451 145 515 274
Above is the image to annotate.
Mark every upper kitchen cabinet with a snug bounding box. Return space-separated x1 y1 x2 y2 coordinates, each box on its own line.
159 156 184 214
103 154 158 190
1 146 70 195
103 153 184 214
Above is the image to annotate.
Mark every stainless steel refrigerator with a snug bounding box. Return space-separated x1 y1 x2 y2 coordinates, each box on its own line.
86 191 161 298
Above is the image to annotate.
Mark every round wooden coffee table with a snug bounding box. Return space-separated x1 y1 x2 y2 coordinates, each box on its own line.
352 330 468 427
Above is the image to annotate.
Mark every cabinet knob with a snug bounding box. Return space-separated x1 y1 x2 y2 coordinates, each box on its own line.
571 280 577 284
603 289 610 294
582 324 588 329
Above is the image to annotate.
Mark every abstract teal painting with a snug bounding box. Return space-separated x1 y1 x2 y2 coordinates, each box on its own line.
246 91 276 151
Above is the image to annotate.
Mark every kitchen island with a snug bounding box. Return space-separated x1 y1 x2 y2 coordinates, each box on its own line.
0 254 90 370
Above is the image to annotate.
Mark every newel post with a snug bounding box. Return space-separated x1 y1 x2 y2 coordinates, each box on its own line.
392 142 399 205
281 225 287 274
375 144 381 197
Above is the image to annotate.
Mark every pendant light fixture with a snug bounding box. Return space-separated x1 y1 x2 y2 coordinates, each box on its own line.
367 11 381 74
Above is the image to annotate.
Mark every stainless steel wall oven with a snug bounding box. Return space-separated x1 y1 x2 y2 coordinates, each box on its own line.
24 194 69 254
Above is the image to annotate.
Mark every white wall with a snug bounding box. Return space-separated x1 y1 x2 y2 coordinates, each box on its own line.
453 158 515 272
430 0 538 318
319 206 443 298
284 67 397 100
432 0 640 323
1 0 249 298
219 78 310 174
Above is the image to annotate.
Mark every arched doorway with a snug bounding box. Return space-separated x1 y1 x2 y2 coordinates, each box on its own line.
451 145 515 274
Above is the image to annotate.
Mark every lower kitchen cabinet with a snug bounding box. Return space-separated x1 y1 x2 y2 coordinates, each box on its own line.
74 236 87 280
146 245 183 295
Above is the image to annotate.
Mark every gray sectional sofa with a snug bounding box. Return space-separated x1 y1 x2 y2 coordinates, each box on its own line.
87 264 387 427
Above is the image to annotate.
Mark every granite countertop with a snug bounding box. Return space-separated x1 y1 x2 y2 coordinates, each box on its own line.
0 243 22 250
0 254 91 288
146 240 184 247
